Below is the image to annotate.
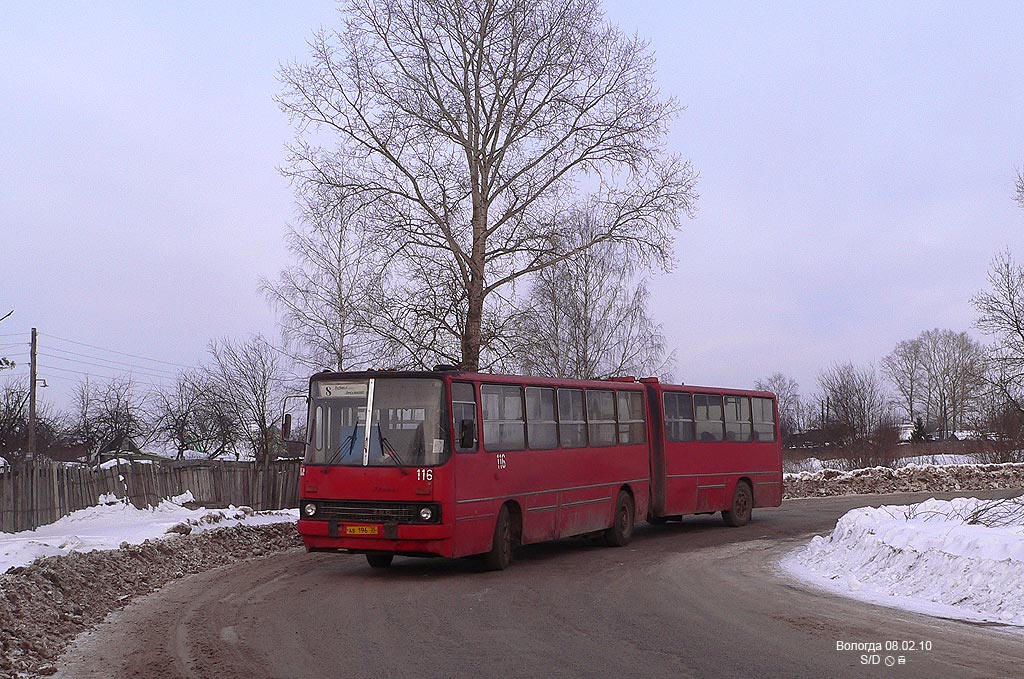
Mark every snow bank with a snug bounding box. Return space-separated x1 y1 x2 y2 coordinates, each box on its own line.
782 497 1024 627
0 523 303 678
784 462 1024 498
98 457 154 469
783 454 982 475
0 495 297 572
897 453 979 467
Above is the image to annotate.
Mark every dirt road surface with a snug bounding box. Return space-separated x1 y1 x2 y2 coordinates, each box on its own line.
55 491 1023 679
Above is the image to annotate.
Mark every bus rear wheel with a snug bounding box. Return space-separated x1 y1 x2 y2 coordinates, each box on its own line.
366 553 394 568
483 505 515 571
603 491 635 547
722 482 753 527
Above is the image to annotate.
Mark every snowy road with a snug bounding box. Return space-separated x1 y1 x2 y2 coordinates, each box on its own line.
56 491 1023 679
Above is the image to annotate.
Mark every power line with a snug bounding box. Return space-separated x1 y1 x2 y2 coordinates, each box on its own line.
44 333 198 369
34 364 170 390
38 352 177 382
42 346 181 376
38 364 172 385
0 333 28 338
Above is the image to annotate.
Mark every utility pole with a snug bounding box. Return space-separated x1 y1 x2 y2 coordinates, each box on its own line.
28 327 37 458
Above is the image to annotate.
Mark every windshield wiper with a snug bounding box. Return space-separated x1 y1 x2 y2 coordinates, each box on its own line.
327 426 360 465
376 423 408 475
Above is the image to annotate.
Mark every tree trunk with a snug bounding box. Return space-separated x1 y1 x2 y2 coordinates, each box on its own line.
462 202 487 372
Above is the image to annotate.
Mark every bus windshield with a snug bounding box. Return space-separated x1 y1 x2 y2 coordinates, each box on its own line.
305 378 449 467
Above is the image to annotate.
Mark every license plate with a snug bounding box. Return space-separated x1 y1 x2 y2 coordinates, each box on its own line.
345 525 379 536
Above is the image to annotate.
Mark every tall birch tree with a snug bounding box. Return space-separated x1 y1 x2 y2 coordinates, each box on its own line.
278 0 697 371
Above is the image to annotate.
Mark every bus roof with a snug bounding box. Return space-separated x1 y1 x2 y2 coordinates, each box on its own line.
308 370 774 398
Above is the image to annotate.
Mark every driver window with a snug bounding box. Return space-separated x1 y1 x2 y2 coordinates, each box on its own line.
452 382 478 452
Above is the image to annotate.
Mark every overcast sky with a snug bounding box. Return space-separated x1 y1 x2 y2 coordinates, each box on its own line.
2 0 1023 409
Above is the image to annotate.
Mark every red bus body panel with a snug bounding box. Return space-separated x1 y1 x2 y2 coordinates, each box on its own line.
296 372 781 560
646 382 783 517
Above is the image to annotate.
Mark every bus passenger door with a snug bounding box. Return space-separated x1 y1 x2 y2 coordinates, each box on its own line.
450 382 496 557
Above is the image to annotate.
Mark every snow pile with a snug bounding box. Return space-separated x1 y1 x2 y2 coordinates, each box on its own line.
784 462 1024 498
97 457 154 469
897 453 979 467
0 522 303 679
784 454 984 475
0 494 297 572
783 496 1024 626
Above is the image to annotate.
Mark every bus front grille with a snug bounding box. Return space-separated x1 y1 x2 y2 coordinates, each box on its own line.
314 500 431 524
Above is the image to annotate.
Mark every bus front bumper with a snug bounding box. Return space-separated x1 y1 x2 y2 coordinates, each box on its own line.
298 518 455 557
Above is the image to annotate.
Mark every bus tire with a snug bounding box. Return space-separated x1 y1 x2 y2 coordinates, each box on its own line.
722 482 753 527
483 505 515 571
603 491 635 547
366 553 394 568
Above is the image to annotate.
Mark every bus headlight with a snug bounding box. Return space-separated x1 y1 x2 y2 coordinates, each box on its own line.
303 502 317 517
419 507 433 521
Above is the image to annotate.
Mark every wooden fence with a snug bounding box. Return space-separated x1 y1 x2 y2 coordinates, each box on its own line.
0 459 301 533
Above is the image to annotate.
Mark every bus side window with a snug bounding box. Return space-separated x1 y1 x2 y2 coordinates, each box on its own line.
526 387 558 449
664 393 694 442
616 391 646 444
452 382 478 452
724 396 753 442
586 390 616 447
557 389 587 448
694 394 725 442
481 384 525 451
753 397 776 442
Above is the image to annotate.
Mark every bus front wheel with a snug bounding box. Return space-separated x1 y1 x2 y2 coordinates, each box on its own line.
603 491 635 547
366 553 394 568
483 505 515 571
722 482 753 527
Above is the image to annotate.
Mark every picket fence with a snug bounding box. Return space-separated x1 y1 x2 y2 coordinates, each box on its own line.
0 458 301 533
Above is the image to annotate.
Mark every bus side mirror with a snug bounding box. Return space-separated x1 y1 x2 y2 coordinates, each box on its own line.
279 393 307 443
458 419 476 450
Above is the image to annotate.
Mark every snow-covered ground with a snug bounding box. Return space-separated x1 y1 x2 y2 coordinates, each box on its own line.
782 496 1024 628
783 454 979 474
782 461 1024 498
0 492 297 572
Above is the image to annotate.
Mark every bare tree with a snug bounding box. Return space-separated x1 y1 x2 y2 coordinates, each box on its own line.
358 249 528 371
973 250 1024 417
206 336 289 463
0 379 68 464
918 329 986 438
1015 168 1023 209
817 363 892 445
0 379 30 462
971 371 1024 463
882 330 986 438
881 337 926 422
150 372 242 460
279 0 697 371
67 377 154 460
754 373 802 440
261 196 393 372
518 230 673 380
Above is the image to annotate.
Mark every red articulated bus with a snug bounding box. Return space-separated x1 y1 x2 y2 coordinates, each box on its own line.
295 368 782 570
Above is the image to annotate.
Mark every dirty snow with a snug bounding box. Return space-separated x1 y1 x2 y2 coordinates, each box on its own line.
97 457 154 469
783 462 1024 498
784 454 983 474
0 522 303 679
782 496 1024 627
0 495 298 572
